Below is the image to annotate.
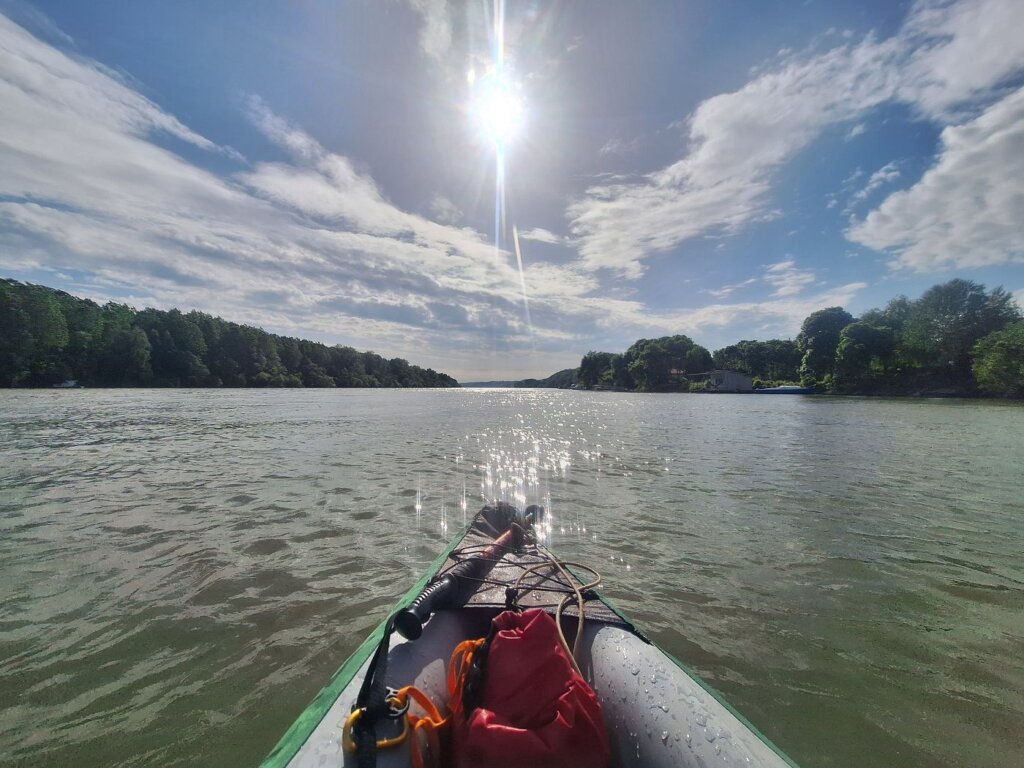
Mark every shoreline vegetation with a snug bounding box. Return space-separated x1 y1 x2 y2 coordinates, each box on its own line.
478 279 1024 399
0 279 458 389
4 277 1022 398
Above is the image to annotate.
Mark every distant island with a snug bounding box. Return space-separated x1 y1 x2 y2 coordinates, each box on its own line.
0 279 458 388
482 279 1024 399
461 369 576 388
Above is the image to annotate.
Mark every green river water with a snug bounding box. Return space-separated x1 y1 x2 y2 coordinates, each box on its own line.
0 389 1021 767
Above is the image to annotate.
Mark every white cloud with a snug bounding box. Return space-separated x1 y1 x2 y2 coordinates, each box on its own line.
899 0 1024 118
847 161 902 210
763 259 817 297
1013 289 1024 311
518 228 564 245
846 122 867 140
429 195 463 224
703 259 816 300
642 281 868 342
847 85 1024 271
598 136 642 156
407 0 452 61
702 277 758 300
566 0 1024 278
567 35 903 277
842 168 865 186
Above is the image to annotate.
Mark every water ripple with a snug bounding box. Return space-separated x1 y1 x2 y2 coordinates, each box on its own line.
1 389 1022 767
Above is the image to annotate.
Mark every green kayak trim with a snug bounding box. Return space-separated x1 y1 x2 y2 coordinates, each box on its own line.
258 523 471 768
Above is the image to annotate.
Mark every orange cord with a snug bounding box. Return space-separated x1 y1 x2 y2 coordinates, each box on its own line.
446 638 485 720
397 685 448 768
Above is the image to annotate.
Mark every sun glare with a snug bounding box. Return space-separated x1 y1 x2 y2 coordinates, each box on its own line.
471 75 524 149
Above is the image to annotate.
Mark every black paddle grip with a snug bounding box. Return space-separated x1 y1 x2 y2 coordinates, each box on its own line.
394 574 456 640
394 554 492 640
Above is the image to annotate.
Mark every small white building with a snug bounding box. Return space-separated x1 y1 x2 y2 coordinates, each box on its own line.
691 370 753 393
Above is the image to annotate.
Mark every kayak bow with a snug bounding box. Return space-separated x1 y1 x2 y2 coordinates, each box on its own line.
261 504 800 768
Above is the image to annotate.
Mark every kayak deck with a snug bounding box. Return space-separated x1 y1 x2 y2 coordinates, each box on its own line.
262 510 798 768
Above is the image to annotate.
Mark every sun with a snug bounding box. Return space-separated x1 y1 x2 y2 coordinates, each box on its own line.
470 73 524 149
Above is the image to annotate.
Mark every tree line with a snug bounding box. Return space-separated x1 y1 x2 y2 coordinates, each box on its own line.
577 335 714 391
574 279 1024 396
0 279 459 388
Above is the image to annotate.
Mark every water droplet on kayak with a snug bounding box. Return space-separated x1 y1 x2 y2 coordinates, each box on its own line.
659 703 669 712
695 714 707 727
661 731 670 744
631 665 640 676
705 728 717 743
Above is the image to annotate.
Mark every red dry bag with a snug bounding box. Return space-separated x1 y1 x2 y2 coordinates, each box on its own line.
448 608 610 768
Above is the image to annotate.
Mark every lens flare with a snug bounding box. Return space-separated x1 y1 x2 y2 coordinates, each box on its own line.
471 75 523 149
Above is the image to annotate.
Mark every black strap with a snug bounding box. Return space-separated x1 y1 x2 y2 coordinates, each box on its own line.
352 616 396 768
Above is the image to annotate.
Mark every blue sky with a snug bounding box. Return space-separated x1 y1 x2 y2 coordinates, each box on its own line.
1 0 1023 381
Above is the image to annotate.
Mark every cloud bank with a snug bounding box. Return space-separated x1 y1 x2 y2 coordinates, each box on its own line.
567 0 1024 278
5 2 1020 378
2 11 855 378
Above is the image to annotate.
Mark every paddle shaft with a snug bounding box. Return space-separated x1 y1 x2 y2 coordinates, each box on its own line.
394 528 515 640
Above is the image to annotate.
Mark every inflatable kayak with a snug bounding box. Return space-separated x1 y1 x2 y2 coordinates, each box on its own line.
260 504 799 768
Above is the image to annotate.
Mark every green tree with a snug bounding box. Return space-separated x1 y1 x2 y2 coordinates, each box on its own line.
0 281 32 385
0 279 459 389
136 308 212 386
609 353 634 389
901 280 1020 379
713 339 801 381
327 345 365 386
577 351 616 389
57 292 104 383
625 335 711 391
833 322 895 391
797 307 854 385
103 328 152 385
19 286 70 384
972 322 1024 396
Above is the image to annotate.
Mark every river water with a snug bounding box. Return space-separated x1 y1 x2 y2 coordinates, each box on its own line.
0 389 1021 767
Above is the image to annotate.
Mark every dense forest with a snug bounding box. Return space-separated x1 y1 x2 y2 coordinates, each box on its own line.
574 279 1024 397
0 280 459 388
